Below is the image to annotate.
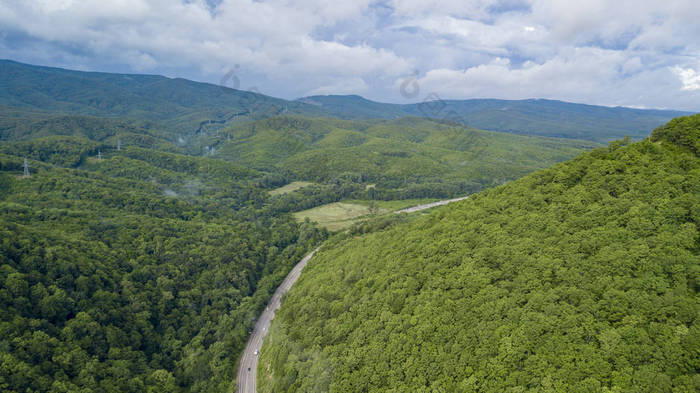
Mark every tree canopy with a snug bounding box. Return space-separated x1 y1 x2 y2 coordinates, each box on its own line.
259 115 700 393
0 139 326 392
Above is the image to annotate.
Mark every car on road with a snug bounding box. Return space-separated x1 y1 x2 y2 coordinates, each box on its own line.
254 350 259 356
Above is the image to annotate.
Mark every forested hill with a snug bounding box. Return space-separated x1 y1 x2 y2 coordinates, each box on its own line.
259 114 700 392
1 60 691 145
0 137 326 392
209 116 598 198
300 95 692 142
0 59 326 136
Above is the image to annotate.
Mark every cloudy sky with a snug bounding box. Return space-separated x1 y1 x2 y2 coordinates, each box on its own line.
1 0 699 111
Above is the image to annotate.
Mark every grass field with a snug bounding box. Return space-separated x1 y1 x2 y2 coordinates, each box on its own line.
293 198 440 231
268 181 314 195
293 202 387 231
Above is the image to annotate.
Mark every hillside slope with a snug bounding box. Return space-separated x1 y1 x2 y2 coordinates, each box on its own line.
0 60 326 137
1 60 689 145
212 116 599 198
260 115 700 392
300 95 692 142
0 137 325 392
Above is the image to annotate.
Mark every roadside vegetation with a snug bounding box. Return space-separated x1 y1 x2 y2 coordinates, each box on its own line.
259 115 700 393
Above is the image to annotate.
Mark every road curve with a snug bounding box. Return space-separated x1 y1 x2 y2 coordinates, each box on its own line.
236 195 469 392
237 248 318 393
395 195 470 214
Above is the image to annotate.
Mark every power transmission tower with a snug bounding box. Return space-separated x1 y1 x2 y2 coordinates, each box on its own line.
117 139 121 151
23 158 29 178
98 150 102 160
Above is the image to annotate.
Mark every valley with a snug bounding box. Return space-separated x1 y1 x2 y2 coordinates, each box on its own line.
239 193 480 393
0 59 696 393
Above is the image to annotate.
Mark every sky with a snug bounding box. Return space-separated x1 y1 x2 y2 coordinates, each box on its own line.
1 0 699 111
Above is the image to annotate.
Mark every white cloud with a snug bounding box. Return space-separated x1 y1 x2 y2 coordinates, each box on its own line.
413 48 626 101
409 48 698 110
673 66 700 91
0 0 698 110
0 0 407 77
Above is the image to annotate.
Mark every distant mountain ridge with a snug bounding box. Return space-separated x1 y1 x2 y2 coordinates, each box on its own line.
0 59 693 144
0 59 326 137
299 94 693 142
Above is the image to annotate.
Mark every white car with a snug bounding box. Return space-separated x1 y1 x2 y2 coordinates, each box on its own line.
254 350 259 356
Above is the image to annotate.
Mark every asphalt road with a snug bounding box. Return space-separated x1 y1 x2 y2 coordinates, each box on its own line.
394 195 470 214
236 248 318 393
236 195 469 392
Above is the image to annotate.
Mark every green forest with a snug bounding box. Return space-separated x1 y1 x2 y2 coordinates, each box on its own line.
2 60 686 146
259 114 700 393
210 116 598 199
0 59 696 393
0 142 326 392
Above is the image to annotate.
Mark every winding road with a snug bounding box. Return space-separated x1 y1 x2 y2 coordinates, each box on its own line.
236 249 318 393
236 195 469 392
